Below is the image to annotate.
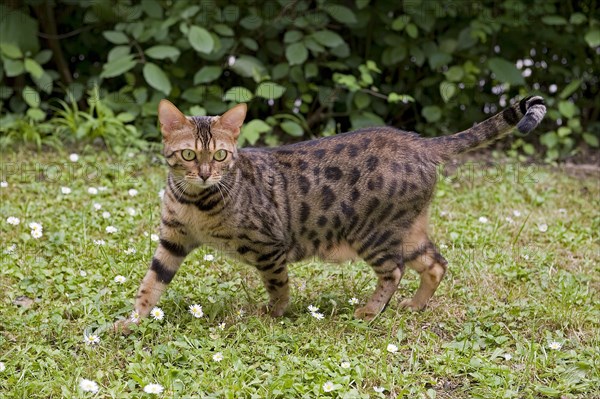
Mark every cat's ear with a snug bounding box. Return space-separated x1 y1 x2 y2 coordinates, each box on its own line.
217 103 247 140
158 99 191 139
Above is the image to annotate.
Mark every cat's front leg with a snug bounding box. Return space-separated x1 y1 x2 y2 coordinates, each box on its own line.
256 263 290 317
113 237 192 333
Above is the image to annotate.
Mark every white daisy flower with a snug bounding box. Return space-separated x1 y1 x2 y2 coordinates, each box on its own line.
61 187 71 194
307 305 319 313
79 378 99 393
150 307 164 321
513 210 522 217
538 223 548 233
130 310 140 323
0 181 7 188
126 207 136 216
150 234 159 242
128 189 138 197
322 381 335 392
478 216 489 223
0 362 5 372
102 211 111 219
386 343 398 353
93 239 105 246
114 275 126 284
189 304 204 318
87 187 98 195
218 322 226 330
348 297 359 305
7 216 20 225
84 333 100 345
143 383 164 394
203 254 215 261
29 222 43 239
374 386 385 393
311 312 325 320
69 153 79 162
105 226 117 234
340 361 351 369
93 203 102 210
548 341 562 350
124 247 136 255
212 352 224 362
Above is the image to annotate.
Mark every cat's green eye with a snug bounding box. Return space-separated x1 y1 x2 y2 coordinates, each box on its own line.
213 149 227 162
181 149 196 161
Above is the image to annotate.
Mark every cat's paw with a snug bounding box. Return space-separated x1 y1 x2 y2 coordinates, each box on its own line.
354 305 380 321
261 303 286 317
399 298 426 312
112 319 135 335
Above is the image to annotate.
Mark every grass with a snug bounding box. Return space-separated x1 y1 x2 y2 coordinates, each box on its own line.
1 148 598 399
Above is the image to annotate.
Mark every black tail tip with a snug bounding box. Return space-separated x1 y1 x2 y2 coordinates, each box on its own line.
517 96 546 134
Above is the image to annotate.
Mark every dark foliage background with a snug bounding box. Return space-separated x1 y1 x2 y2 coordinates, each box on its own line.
1 0 598 159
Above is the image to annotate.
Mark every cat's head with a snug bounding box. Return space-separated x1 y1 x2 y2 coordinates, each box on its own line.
158 100 247 189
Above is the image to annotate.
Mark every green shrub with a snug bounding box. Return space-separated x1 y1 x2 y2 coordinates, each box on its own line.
0 0 598 158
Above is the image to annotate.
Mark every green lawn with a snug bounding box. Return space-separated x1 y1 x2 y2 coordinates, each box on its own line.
1 149 598 398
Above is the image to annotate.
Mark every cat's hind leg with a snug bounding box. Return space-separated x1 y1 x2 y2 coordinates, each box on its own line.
256 263 290 317
400 241 447 311
354 255 404 321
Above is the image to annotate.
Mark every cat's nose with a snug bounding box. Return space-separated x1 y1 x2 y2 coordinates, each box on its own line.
199 172 211 182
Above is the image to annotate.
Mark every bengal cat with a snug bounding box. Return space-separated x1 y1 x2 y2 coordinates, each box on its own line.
114 96 545 331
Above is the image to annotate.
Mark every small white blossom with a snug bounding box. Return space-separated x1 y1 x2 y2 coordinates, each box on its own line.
79 379 99 393
150 234 159 242
158 189 165 199
150 307 164 321
98 186 108 192
227 55 236 66
218 322 226 330
69 153 79 162
322 381 335 392
268 99 274 106
143 383 164 394
235 308 245 318
7 216 20 225
93 239 105 246
212 352 224 362
558 208 567 214
189 304 204 318
80 270 87 277
340 361 351 369
124 247 136 255
84 333 100 345
478 216 489 224
0 181 7 188
513 210 522 217
29 222 43 239
311 312 325 320
504 353 512 361
4 244 16 254
203 254 215 261
114 275 126 284
374 386 385 393
126 207 136 216
548 341 562 350
505 217 514 224
538 223 548 233
387 344 398 353
93 203 102 210
130 310 140 323
128 188 138 197
61 187 71 194
0 362 5 372
105 226 118 234
102 211 111 219
307 305 319 313
87 187 98 195
348 298 359 305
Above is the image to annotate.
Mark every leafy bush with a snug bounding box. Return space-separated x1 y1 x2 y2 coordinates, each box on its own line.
0 0 598 159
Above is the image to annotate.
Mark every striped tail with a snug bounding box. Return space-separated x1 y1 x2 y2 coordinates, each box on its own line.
430 96 546 162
